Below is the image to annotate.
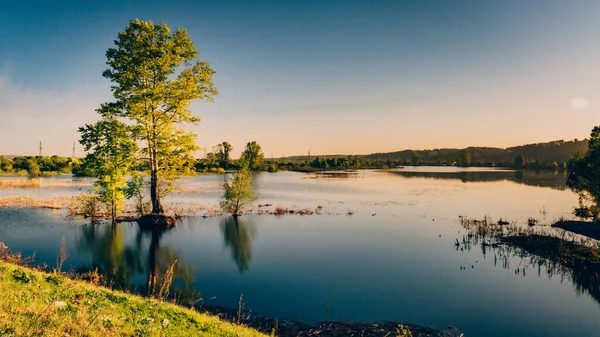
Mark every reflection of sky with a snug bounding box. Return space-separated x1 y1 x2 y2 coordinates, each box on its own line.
0 169 576 223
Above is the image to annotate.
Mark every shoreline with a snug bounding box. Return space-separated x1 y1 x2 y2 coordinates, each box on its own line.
0 244 452 337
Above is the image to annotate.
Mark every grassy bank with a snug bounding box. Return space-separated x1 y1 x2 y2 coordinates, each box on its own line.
0 261 266 337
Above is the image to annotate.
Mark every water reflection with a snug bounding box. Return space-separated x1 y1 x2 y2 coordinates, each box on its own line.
386 169 567 190
220 216 257 273
77 223 142 289
77 223 199 304
455 230 600 306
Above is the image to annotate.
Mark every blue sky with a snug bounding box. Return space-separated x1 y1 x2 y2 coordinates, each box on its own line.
1 0 599 157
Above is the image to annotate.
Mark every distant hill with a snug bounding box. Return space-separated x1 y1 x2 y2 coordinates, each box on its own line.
363 139 588 165
276 139 589 167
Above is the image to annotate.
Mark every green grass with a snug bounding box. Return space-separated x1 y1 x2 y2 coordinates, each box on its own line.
0 261 266 337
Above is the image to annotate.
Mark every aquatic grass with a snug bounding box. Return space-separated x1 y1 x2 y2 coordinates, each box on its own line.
458 215 600 303
274 205 287 216
0 260 267 337
0 196 69 209
0 178 41 188
0 178 93 189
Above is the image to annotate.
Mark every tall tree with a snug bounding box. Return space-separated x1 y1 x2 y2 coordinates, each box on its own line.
240 141 264 171
79 118 137 222
214 142 232 169
100 19 217 215
567 126 600 219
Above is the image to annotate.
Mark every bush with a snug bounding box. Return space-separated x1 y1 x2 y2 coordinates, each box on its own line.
69 191 105 220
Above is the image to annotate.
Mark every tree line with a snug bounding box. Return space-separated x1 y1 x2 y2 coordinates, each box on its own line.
0 156 80 177
363 139 588 169
0 137 587 179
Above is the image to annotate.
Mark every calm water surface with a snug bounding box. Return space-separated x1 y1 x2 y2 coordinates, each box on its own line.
1 168 598 337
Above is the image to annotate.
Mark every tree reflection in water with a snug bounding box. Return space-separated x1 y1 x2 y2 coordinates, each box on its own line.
386 169 567 190
220 216 257 273
77 222 199 305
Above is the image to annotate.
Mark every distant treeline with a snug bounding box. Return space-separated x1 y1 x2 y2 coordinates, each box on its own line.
0 139 588 177
0 155 80 177
281 139 589 170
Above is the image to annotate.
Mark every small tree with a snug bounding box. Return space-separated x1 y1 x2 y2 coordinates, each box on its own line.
79 118 136 222
220 164 257 216
567 126 600 220
124 172 150 217
240 141 264 171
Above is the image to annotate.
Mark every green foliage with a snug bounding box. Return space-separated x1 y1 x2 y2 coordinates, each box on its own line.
99 19 217 214
267 162 278 172
220 165 257 216
567 126 600 219
241 141 265 171
215 142 233 169
412 153 422 166
458 150 471 167
79 118 136 222
12 270 36 284
514 155 526 169
0 261 267 336
365 139 588 168
70 190 104 220
26 159 40 177
124 173 150 217
396 324 413 337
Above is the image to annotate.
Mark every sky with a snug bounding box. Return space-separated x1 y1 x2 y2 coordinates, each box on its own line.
0 0 599 158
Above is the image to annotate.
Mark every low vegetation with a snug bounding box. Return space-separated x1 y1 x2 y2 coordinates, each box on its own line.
0 196 69 209
458 216 600 302
0 259 266 337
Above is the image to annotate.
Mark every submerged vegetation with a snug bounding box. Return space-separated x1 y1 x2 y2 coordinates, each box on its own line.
458 216 600 303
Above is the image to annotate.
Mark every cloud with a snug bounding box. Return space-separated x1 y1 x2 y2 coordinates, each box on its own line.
0 75 110 156
570 96 589 110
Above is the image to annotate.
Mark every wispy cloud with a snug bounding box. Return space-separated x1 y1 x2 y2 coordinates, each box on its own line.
570 96 589 110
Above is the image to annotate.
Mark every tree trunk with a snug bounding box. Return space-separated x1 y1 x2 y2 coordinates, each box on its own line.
150 167 163 214
111 188 117 224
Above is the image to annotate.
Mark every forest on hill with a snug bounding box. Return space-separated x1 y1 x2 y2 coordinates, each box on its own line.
363 139 588 167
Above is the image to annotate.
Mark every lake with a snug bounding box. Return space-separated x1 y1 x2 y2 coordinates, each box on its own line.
1 168 599 337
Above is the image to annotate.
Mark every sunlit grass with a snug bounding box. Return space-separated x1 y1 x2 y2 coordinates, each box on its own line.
0 260 266 337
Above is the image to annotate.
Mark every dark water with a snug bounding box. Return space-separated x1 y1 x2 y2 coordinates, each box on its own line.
1 169 599 337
